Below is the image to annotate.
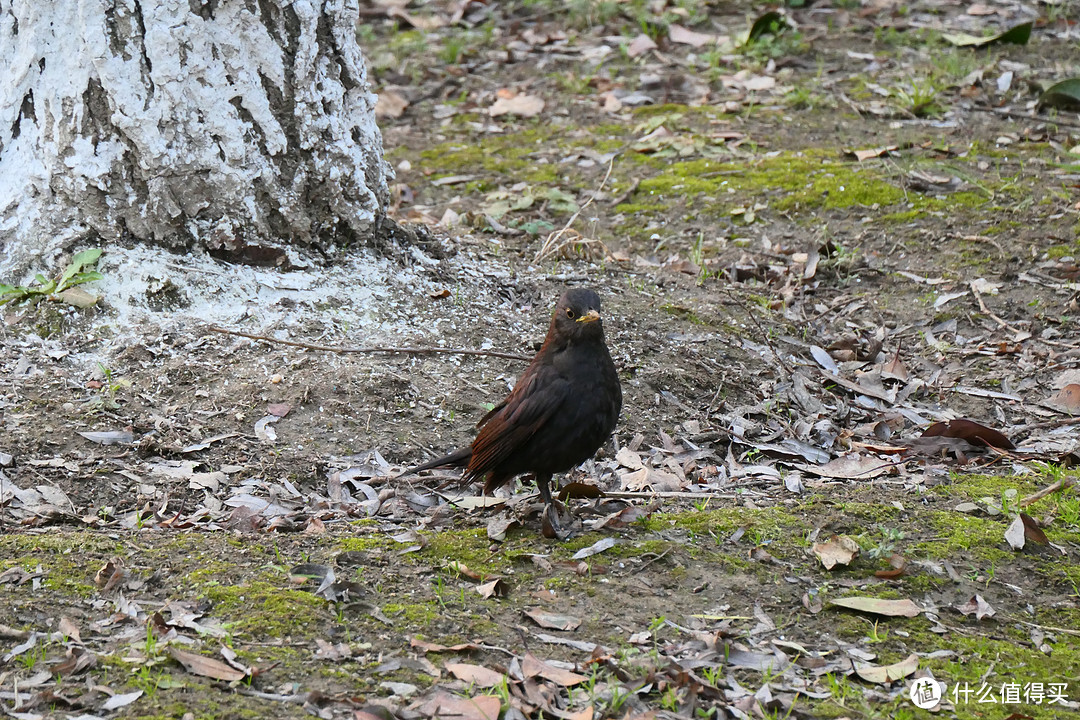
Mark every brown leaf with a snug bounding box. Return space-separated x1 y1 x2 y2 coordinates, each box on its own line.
410 637 480 654
956 594 996 620
522 653 587 687
847 145 899 162
169 647 247 682
1020 512 1048 545
1049 383 1080 411
812 534 860 570
669 24 714 47
488 94 545 118
627 33 657 58
875 554 908 579
267 403 291 418
881 347 909 382
52 646 96 676
830 597 922 618
476 578 508 599
95 558 126 591
853 653 918 684
921 419 1014 450
557 482 604 500
57 616 82 644
375 89 409 118
415 691 500 720
524 609 582 631
446 662 505 688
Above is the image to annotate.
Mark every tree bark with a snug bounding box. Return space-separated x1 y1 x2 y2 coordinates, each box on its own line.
0 0 390 278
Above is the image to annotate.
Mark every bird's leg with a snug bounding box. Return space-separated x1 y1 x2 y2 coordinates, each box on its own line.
536 473 554 507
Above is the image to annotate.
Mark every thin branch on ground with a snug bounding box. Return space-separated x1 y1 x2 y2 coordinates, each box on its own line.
206 326 532 361
1021 476 1077 508
535 156 616 261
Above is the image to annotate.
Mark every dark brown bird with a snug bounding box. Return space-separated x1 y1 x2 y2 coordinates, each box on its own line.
408 288 621 513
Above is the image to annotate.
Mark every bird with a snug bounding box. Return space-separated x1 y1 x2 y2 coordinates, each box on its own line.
406 288 622 524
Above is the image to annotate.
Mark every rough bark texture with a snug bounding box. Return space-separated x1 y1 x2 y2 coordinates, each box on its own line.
0 0 390 278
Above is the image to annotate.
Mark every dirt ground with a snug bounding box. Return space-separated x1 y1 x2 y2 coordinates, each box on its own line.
3 1 1080 719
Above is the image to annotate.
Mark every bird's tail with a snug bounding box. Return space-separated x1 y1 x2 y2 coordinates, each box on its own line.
397 446 472 478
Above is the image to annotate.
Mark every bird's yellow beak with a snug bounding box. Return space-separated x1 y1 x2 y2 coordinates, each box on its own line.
576 310 601 323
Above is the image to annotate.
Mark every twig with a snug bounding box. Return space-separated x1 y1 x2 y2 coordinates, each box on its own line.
720 287 793 381
969 105 1080 133
535 156 616 261
637 548 672 573
970 284 1011 330
1012 416 1080 434
1007 616 1080 639
207 326 531 361
602 491 737 500
1020 476 1077 508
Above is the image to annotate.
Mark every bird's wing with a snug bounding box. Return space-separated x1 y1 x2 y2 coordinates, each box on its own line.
467 367 568 478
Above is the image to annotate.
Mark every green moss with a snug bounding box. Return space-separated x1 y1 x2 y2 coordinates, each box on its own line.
641 506 802 538
0 532 120 598
879 209 923 224
419 527 501 576
202 581 328 638
338 534 394 553
383 602 439 625
937 473 1040 501
831 502 904 523
915 512 1013 562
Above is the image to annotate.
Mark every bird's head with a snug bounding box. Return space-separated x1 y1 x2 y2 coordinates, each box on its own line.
549 287 606 343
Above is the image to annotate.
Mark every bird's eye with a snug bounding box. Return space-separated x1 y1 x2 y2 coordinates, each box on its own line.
565 308 575 319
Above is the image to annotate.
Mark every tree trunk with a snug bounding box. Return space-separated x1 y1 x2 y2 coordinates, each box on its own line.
0 0 390 278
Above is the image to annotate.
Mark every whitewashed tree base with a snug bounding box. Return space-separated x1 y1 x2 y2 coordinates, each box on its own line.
0 0 390 280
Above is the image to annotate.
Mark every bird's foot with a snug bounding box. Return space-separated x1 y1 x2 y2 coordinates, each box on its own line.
540 499 574 540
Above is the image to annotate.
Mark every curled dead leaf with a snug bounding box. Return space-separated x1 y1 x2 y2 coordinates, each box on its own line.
956 594 996 621
854 653 918 684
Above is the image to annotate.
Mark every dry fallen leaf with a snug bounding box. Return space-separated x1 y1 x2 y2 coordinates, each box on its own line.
410 637 480 654
488 94 545 118
415 691 500 720
847 145 899 162
1047 383 1080 412
169 647 246 682
956 594 996 620
1019 512 1048 545
830 597 922 618
522 653 587 687
1005 513 1026 550
854 653 919 684
669 24 715 47
800 454 891 480
627 33 657 58
812 534 860 570
101 690 144 711
476 578 508 599
922 418 1014 450
446 662 506 688
375 89 409 118
571 537 617 560
524 609 582 631
874 554 908 579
